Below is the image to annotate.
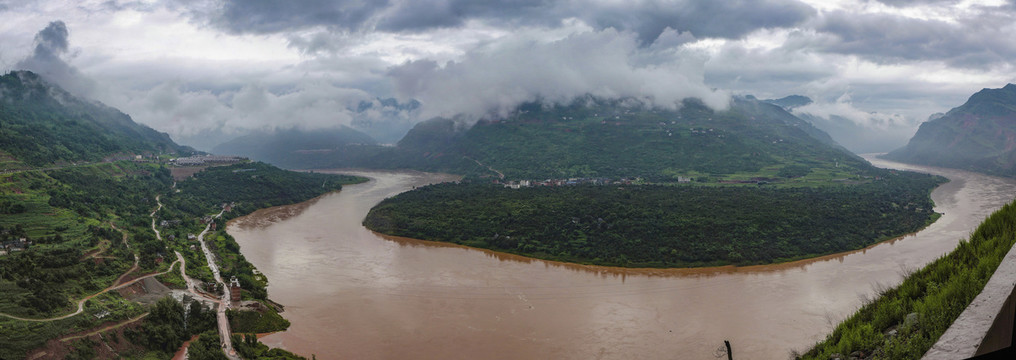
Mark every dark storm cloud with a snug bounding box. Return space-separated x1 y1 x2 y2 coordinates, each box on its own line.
196 0 814 43
569 0 815 43
211 0 390 34
31 20 69 57
873 0 961 7
814 9 1016 68
14 21 96 96
200 0 554 34
375 0 553 32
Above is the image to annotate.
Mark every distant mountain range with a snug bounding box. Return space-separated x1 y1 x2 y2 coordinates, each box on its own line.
232 95 875 181
884 84 1016 177
212 126 377 165
0 71 189 167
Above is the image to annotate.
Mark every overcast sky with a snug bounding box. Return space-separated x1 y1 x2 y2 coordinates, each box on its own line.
2 0 1014 150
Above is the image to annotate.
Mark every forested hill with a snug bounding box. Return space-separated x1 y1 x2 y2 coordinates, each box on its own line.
884 84 1016 177
260 96 869 180
0 71 188 167
453 96 866 180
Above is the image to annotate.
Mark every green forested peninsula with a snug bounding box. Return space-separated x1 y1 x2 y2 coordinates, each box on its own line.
364 170 945 267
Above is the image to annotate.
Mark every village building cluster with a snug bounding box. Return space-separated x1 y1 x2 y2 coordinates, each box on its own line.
495 177 661 189
169 155 246 166
0 237 30 256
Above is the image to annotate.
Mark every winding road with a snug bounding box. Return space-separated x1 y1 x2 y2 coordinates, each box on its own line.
152 195 237 359
3 185 239 360
194 208 239 359
0 213 177 322
0 257 180 322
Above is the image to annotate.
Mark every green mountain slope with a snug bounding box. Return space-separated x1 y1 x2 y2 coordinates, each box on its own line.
0 71 187 167
361 96 947 267
449 96 866 180
281 96 869 182
884 84 1016 176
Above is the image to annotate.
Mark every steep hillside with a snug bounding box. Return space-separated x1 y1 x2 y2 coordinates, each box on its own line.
884 84 1016 176
0 71 187 167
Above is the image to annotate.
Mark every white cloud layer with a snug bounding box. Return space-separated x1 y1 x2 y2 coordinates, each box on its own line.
388 28 729 119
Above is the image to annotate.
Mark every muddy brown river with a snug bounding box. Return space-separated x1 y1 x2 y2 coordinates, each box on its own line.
228 157 1016 360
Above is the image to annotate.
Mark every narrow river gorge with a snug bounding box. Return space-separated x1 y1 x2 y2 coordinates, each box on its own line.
227 157 1016 360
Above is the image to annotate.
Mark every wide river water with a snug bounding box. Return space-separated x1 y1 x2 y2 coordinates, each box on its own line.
228 157 1016 360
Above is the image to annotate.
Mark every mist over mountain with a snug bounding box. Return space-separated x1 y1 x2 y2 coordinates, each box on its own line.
763 95 813 109
212 126 377 168
764 95 916 154
0 70 189 167
350 98 421 144
884 84 1016 177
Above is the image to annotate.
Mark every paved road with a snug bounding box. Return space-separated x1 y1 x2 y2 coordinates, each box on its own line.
153 196 236 359
195 208 239 359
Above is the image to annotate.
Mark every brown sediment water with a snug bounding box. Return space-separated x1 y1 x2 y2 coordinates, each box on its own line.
227 158 1016 360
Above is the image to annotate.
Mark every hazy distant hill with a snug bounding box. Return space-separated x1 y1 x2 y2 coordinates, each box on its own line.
764 95 915 154
269 96 869 180
0 71 188 167
884 84 1016 177
350 97 421 143
763 95 813 109
211 126 377 167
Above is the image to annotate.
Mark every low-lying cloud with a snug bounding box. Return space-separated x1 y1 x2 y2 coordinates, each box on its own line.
792 94 920 153
388 28 730 120
14 20 96 97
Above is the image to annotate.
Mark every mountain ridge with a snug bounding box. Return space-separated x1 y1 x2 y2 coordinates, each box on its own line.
237 95 873 182
884 83 1016 177
0 70 189 167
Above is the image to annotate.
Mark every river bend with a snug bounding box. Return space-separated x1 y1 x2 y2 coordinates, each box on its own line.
228 159 1016 360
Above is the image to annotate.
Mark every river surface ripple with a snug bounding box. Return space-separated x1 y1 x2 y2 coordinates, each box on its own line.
228 158 1016 360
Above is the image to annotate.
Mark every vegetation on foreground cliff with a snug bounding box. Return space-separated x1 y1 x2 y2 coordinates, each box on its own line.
799 201 1016 359
364 170 944 267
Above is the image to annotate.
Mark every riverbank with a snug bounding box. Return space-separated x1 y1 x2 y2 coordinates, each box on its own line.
363 170 945 268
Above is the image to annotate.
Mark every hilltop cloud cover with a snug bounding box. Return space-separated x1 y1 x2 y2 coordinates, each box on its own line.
1 0 1015 150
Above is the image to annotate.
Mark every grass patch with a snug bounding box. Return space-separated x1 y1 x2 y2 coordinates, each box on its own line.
227 307 291 333
157 265 187 289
